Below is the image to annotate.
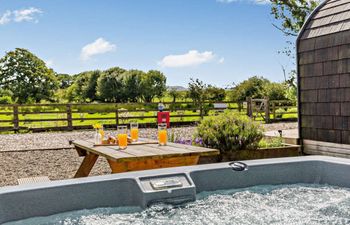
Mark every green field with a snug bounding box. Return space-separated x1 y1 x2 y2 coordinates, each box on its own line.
0 102 297 132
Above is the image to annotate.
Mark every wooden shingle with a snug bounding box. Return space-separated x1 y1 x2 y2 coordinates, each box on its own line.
341 102 350 116
334 116 349 130
317 129 342 143
339 44 350 59
339 75 350 87
299 39 316 52
316 102 340 116
301 127 317 140
300 90 317 103
337 88 350 102
342 130 350 144
300 102 317 115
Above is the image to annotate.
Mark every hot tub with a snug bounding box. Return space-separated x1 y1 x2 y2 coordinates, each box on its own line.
1 156 350 224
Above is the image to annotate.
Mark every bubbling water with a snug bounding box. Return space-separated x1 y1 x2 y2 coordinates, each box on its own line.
6 184 350 225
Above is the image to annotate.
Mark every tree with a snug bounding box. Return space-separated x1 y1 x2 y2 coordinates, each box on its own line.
57 74 75 89
187 79 208 117
121 70 144 102
270 0 319 37
97 67 126 102
140 70 167 103
206 85 226 101
0 48 58 103
230 76 269 102
168 87 183 103
262 82 288 100
65 70 101 102
0 88 13 104
82 70 100 102
285 70 297 103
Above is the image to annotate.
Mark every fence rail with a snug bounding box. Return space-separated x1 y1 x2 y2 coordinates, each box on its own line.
246 98 297 123
0 99 297 132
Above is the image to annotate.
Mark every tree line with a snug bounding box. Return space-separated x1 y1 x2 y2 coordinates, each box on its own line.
0 48 297 105
0 48 166 104
62 68 166 103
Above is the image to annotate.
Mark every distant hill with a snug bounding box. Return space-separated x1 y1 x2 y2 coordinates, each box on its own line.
167 86 187 91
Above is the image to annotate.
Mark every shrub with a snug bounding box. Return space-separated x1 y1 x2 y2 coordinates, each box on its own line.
262 82 288 100
0 96 12 104
169 103 182 111
259 137 283 148
194 111 264 153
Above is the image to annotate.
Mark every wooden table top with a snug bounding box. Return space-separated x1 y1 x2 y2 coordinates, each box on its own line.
72 139 219 163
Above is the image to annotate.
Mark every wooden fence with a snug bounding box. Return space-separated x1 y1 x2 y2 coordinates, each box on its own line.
0 100 297 132
246 98 297 123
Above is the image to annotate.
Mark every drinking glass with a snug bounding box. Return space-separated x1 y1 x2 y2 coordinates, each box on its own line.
158 123 167 146
130 122 139 142
117 126 128 149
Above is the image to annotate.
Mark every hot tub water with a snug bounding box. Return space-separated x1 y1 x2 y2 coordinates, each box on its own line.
6 184 350 225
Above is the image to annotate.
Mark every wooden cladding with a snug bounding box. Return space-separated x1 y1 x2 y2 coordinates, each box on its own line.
298 0 350 152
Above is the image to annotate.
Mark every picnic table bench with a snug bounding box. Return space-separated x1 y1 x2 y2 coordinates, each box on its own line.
72 139 219 178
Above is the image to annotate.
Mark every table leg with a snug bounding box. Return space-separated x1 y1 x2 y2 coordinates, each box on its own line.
74 153 99 178
75 146 87 156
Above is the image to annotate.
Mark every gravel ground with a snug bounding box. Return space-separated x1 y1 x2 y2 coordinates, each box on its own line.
0 122 297 187
0 127 196 152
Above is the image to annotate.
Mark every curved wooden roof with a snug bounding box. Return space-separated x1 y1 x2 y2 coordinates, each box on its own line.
299 0 350 40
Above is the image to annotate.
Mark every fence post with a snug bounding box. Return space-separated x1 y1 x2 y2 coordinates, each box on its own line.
115 106 119 126
272 101 276 120
246 97 252 117
264 97 270 123
13 104 19 132
66 104 73 131
199 102 204 119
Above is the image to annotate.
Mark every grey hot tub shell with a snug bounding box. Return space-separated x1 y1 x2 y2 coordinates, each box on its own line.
1 156 350 224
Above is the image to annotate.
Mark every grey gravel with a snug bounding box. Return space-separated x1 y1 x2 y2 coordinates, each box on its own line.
0 127 197 152
0 122 297 187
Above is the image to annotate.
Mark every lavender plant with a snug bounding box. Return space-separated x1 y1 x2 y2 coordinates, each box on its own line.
194 112 264 152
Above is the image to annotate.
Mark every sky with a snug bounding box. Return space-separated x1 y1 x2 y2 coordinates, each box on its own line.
0 0 295 87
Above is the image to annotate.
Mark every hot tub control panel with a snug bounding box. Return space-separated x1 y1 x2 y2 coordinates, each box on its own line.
139 174 196 207
150 177 183 190
139 174 192 192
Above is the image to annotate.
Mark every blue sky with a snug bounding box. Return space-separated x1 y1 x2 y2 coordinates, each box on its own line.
0 0 295 87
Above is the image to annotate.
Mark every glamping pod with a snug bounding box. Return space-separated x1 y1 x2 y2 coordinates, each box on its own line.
297 0 350 156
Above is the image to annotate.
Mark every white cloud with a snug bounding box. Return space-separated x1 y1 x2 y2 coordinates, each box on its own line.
217 0 270 5
0 11 12 25
159 50 215 68
218 57 225 64
14 7 42 22
80 38 116 61
0 7 42 25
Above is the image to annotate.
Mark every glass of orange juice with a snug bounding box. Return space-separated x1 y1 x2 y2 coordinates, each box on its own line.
158 123 167 146
117 126 128 150
130 122 139 142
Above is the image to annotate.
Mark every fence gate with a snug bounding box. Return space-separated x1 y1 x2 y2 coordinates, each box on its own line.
246 97 270 123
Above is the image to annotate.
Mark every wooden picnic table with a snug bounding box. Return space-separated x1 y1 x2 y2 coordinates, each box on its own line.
72 139 219 178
